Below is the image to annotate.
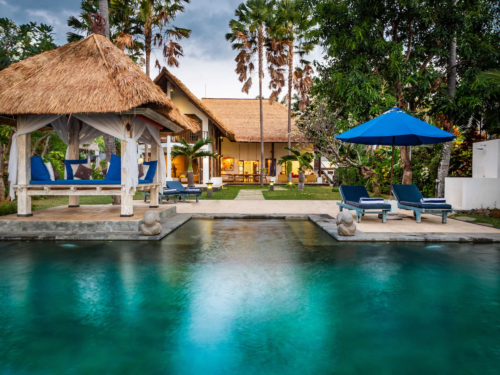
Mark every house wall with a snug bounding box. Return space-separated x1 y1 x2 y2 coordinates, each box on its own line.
220 141 313 176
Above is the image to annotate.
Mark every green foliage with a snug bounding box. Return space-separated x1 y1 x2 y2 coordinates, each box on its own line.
277 146 315 171
0 201 17 216
171 137 216 171
0 18 57 70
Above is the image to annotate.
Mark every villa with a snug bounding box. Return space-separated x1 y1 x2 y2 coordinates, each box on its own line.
151 68 322 184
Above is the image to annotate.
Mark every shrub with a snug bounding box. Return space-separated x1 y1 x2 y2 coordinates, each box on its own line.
0 201 17 216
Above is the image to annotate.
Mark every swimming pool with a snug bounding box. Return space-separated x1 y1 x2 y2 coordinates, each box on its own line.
0 219 499 374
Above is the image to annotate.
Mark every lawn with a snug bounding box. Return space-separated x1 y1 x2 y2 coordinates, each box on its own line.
451 214 500 229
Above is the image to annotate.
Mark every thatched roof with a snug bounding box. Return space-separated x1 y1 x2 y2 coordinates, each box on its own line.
154 68 234 138
201 98 297 143
0 34 193 131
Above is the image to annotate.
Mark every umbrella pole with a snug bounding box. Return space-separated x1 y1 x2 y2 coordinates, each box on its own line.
389 138 395 200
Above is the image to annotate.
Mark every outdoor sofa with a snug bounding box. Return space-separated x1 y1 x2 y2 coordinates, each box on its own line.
166 181 202 202
338 185 392 223
392 184 453 223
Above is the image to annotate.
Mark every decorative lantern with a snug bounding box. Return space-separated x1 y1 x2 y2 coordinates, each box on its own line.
269 181 274 191
206 181 213 198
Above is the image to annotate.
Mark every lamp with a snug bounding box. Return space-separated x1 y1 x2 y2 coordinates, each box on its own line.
206 181 213 198
270 181 274 191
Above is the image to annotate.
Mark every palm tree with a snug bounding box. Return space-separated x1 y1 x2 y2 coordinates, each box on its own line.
171 137 217 187
478 70 500 82
267 0 316 182
226 0 275 187
98 0 110 38
137 0 191 77
277 146 314 191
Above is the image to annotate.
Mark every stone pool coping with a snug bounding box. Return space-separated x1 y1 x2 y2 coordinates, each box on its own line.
0 212 498 243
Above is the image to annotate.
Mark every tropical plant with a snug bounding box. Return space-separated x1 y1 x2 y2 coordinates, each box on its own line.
226 0 276 187
137 0 191 77
267 0 317 160
277 146 314 190
171 137 216 187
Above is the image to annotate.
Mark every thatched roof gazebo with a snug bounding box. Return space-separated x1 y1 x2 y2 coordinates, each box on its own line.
0 32 194 218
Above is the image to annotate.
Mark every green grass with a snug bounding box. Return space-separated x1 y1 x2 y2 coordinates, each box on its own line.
262 186 390 200
451 214 500 229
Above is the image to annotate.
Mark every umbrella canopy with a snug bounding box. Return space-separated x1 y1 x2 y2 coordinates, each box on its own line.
336 107 455 146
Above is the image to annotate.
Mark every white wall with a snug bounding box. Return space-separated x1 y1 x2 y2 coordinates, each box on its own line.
473 139 500 178
445 177 500 210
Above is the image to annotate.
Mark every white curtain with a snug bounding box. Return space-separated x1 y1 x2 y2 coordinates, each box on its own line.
145 124 167 188
74 114 146 195
8 114 62 199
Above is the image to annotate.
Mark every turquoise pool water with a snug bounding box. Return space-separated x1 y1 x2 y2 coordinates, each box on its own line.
0 219 499 374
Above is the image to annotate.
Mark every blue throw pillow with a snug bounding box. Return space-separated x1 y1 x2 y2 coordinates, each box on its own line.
65 158 88 180
105 154 121 181
31 156 51 181
144 160 157 181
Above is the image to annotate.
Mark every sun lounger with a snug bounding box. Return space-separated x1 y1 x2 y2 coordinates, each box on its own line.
392 184 453 223
142 188 181 204
338 185 391 223
166 181 202 202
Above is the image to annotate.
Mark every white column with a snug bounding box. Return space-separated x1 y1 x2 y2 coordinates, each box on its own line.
68 119 80 207
166 135 172 181
17 133 32 217
120 116 134 217
203 157 209 183
150 142 160 208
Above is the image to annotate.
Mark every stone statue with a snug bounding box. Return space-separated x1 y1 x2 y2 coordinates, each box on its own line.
336 211 357 236
140 210 162 236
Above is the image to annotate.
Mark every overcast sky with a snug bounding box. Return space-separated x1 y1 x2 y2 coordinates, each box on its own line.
1 0 323 99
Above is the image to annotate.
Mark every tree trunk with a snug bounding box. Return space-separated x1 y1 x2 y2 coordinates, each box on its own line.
187 170 194 188
298 170 305 191
4 130 13 201
287 43 293 184
145 25 152 77
0 144 5 202
435 33 457 198
258 28 264 187
41 132 52 158
400 146 412 184
359 166 381 196
98 0 110 39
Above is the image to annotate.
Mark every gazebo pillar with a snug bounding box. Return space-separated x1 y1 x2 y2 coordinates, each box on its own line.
17 133 32 217
149 142 160 208
68 119 80 207
166 135 172 181
120 116 134 217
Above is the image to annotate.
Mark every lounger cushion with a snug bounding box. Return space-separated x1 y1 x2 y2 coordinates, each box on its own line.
167 181 185 191
31 156 51 181
30 180 153 185
162 188 179 195
345 201 391 210
143 161 157 181
400 201 452 210
65 158 88 180
339 185 370 202
104 154 121 181
392 184 423 203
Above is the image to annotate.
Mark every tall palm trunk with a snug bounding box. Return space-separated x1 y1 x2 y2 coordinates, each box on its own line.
258 28 264 187
98 0 110 39
287 42 293 183
145 24 152 77
436 35 457 198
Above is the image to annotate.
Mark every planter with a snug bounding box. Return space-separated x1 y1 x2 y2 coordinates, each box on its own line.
384 199 398 213
491 209 500 218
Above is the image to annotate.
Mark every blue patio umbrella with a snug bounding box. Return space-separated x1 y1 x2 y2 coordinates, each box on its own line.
335 107 455 197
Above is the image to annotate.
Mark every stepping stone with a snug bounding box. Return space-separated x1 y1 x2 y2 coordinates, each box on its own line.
235 190 265 200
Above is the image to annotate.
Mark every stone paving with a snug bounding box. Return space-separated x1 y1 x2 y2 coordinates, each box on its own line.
234 189 265 200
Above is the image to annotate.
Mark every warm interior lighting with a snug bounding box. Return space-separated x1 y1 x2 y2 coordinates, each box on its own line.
270 181 274 186
138 157 144 164
207 182 213 190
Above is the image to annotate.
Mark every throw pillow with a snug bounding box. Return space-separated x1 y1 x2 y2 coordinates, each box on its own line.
104 154 121 181
73 164 93 180
31 156 51 181
138 163 144 178
44 162 56 181
64 158 88 180
143 161 157 181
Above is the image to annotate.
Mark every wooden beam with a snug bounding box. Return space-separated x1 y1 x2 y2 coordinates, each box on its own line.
120 115 134 217
17 132 32 216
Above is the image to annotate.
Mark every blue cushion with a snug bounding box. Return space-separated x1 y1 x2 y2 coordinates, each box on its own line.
392 184 424 203
345 201 392 210
167 180 186 192
143 161 158 181
31 156 51 181
30 179 121 185
339 185 370 202
105 154 121 181
64 158 88 180
139 179 153 184
400 201 452 210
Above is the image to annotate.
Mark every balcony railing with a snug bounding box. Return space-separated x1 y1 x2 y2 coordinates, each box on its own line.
161 131 209 144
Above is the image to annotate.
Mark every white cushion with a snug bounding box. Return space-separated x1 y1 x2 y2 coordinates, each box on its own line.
44 162 55 181
142 164 150 177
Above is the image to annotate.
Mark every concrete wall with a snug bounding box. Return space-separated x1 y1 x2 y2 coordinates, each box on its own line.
472 139 500 178
445 177 500 210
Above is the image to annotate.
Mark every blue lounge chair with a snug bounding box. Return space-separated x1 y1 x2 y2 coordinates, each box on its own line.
142 188 180 204
166 181 202 202
392 184 453 223
338 185 391 223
